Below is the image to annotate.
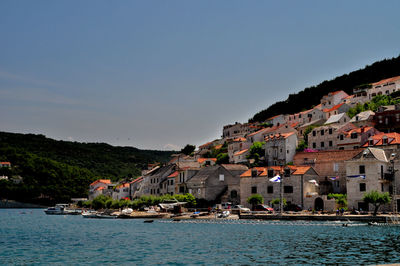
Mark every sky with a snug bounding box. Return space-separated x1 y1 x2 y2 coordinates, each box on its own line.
1 1 400 150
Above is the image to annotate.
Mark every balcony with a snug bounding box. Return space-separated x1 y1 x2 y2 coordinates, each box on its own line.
383 173 394 181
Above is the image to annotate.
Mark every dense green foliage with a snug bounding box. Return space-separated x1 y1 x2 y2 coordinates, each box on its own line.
327 193 348 208
86 194 197 210
180 144 196 155
0 131 175 180
0 131 175 204
363 190 391 216
247 141 265 165
216 153 229 164
347 94 400 118
271 198 287 207
247 194 264 209
250 55 400 122
0 145 95 204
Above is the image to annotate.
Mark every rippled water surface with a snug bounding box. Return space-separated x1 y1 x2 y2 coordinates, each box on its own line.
1 209 400 265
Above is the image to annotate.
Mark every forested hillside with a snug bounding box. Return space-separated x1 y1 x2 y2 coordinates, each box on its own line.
250 55 400 122
0 132 175 204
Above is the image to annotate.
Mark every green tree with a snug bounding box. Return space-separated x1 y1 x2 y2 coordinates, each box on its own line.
181 144 196 155
327 193 347 209
247 194 264 210
216 153 229 164
362 190 391 216
247 142 264 165
271 198 287 207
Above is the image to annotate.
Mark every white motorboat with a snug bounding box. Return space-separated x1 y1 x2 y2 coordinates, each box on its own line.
44 204 69 215
82 210 98 218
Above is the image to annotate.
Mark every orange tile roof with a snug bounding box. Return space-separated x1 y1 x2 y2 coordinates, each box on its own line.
90 179 111 186
362 132 400 147
240 166 311 177
116 183 130 189
267 114 282 120
373 76 400 86
0 162 11 165
234 149 249 156
343 126 375 137
130 176 143 184
323 103 345 113
214 144 223 150
264 132 295 141
199 141 213 149
167 171 179 178
331 90 346 96
197 158 217 163
94 186 106 191
233 137 246 142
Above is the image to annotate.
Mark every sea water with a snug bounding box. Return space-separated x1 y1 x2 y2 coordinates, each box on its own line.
1 209 400 265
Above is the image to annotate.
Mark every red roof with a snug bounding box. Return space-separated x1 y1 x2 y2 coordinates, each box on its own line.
199 141 214 149
362 132 400 147
116 183 130 189
240 166 311 177
264 132 295 142
130 176 143 184
373 76 400 86
214 144 223 150
167 171 179 178
233 137 246 142
197 158 217 163
94 186 106 191
0 162 11 165
234 149 249 156
90 179 111 186
323 103 345 113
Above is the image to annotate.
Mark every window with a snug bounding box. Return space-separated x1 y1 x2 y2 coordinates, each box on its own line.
251 169 258 177
287 150 289 154
381 165 384 179
339 135 344 140
179 186 184 193
284 186 293 193
219 174 224 181
284 168 291 177
313 131 316 137
267 169 274 178
339 147 344 150
313 143 316 149
334 181 340 188
359 183 366 192
321 130 324 136
351 133 357 139
251 186 257 194
321 142 325 148
333 163 338 172
231 190 238 198
381 183 384 192
329 128 333 135
359 165 365 174
329 141 332 147
267 186 273 194
353 146 359 149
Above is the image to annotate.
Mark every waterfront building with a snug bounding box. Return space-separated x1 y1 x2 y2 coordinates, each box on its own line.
89 179 113 200
112 183 130 200
345 147 400 212
186 164 247 205
293 149 362 195
239 166 332 211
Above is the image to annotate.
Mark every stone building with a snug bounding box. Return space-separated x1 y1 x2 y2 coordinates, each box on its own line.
368 76 400 100
239 165 331 211
349 110 375 128
293 149 362 195
337 126 380 150
308 122 355 151
264 132 298 166
345 147 400 212
373 104 400 133
185 164 248 204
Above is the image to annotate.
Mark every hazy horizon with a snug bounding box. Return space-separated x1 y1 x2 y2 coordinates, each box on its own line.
1 1 400 150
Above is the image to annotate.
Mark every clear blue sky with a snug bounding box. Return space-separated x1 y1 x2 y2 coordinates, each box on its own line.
1 1 399 150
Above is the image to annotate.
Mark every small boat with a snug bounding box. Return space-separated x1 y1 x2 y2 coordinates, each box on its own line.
82 210 98 218
95 213 117 219
218 211 230 218
121 208 133 215
144 220 154 223
44 204 69 215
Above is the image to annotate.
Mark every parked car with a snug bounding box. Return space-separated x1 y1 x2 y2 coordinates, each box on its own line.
284 204 302 212
231 205 251 213
253 204 274 213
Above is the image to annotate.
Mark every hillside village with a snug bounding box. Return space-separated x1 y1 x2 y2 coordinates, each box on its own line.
89 75 400 212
